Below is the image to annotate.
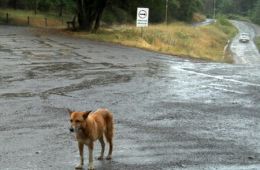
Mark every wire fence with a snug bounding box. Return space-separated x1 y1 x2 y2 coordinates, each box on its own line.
0 10 74 29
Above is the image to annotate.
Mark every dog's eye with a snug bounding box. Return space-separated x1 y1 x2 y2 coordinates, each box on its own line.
70 119 72 122
76 120 80 123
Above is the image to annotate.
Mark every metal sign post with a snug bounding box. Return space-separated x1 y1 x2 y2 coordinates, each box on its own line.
136 7 149 37
136 8 149 27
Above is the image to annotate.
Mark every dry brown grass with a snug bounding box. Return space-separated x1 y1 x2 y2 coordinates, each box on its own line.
192 13 206 22
0 9 66 28
70 21 236 62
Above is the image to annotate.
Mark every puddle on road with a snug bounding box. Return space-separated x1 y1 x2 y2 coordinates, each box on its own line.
32 39 53 48
0 92 36 98
31 62 81 73
39 73 132 98
165 164 260 170
22 50 57 60
0 45 13 53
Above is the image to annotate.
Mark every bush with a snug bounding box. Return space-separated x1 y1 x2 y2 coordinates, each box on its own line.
0 0 9 8
38 0 52 12
252 0 260 25
215 15 237 38
102 9 116 24
226 14 250 22
217 15 232 26
102 6 133 25
255 37 260 51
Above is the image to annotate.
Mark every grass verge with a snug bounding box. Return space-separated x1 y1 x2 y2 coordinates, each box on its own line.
68 19 237 62
0 8 69 28
255 36 260 52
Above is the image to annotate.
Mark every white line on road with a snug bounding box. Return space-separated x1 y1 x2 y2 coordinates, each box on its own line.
173 67 260 87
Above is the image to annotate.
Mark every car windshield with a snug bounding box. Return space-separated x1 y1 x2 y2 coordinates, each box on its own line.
241 33 249 36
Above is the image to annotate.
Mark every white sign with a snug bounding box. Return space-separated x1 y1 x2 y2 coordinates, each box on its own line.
136 8 149 27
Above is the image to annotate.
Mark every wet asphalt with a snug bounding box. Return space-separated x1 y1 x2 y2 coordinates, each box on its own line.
230 21 260 64
0 25 260 170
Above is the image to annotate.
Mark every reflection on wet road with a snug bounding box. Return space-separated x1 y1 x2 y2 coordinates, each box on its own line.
0 26 259 170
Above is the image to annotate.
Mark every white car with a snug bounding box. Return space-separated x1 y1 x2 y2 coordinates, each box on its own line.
239 33 250 43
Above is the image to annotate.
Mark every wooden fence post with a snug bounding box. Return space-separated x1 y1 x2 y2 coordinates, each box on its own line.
6 13 9 24
45 17 47 27
27 16 30 25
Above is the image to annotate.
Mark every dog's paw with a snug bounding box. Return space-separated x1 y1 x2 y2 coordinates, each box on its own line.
106 155 112 160
97 156 104 160
75 164 83 169
88 162 94 170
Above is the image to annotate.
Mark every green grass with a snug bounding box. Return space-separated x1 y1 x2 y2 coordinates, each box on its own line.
226 14 251 22
215 15 238 38
255 36 260 51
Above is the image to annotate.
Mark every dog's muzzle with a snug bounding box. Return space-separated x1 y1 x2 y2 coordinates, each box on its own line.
69 127 74 133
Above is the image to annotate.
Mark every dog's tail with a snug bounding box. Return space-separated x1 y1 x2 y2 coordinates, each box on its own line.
105 110 114 140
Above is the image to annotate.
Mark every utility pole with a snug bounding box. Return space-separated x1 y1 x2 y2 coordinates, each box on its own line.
213 0 216 20
165 0 168 25
34 0 38 15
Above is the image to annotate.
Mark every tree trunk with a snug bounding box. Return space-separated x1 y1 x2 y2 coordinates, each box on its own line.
76 0 108 32
59 5 64 17
8 0 17 9
93 0 107 32
34 0 38 15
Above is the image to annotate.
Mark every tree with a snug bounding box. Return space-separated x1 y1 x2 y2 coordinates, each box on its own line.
215 0 258 16
75 0 108 32
202 0 214 17
175 0 202 22
8 0 17 9
217 0 233 14
253 0 260 24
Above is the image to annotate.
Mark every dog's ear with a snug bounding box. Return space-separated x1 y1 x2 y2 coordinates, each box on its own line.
83 110 92 120
67 109 74 116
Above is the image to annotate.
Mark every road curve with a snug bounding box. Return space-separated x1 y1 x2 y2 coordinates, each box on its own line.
230 20 260 64
0 25 259 170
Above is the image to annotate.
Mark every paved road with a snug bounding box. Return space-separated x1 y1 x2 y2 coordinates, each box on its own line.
193 19 215 27
0 26 260 170
230 21 260 64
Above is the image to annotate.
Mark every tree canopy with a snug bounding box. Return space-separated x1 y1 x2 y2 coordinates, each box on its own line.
1 0 259 31
0 0 203 31
253 0 260 24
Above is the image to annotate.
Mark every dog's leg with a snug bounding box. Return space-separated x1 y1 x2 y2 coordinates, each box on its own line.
88 142 94 170
75 142 84 169
104 115 113 160
105 133 113 160
98 136 105 160
106 140 113 160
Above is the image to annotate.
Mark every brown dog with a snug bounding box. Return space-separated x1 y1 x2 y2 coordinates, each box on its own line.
68 108 114 170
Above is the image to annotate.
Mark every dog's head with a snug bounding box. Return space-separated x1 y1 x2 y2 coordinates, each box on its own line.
68 109 92 133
